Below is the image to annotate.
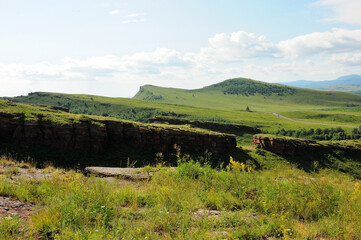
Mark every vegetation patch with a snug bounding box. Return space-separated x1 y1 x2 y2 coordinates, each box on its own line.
206 78 296 96
149 116 261 135
253 134 361 178
269 126 361 141
0 155 360 239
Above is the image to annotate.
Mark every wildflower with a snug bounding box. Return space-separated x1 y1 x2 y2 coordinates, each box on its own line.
241 162 245 172
227 156 252 174
351 182 360 200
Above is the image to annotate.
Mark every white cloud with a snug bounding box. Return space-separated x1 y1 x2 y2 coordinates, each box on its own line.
193 29 361 62
315 0 361 25
1 29 360 97
122 48 193 69
122 19 145 24
122 12 146 23
278 28 361 58
329 52 361 66
195 31 279 63
108 10 119 15
126 13 146 18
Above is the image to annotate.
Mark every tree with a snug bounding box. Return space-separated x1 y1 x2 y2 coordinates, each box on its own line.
246 106 250 112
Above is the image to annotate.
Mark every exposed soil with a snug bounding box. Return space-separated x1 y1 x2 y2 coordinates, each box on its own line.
0 197 32 219
272 112 310 123
0 165 54 220
0 165 52 181
85 167 153 181
271 112 358 128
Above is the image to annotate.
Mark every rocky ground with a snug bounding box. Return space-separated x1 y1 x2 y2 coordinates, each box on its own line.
0 164 157 220
0 164 53 219
85 166 154 181
0 197 32 219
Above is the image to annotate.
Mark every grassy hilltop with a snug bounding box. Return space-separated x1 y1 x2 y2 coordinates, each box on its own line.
133 78 361 112
5 78 361 132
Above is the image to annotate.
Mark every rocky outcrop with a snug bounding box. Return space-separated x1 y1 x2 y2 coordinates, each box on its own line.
253 135 361 156
0 112 236 154
85 167 154 181
149 117 261 135
253 135 324 156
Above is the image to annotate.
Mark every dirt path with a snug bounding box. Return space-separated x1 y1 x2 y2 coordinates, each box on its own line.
271 112 310 123
271 112 358 128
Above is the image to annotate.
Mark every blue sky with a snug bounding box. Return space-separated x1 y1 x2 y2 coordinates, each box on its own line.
1 0 361 97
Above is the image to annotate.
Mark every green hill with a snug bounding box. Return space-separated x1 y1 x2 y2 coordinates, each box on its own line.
134 78 361 112
4 78 361 132
1 92 296 131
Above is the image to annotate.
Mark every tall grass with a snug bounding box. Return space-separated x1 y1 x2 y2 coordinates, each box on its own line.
0 156 360 239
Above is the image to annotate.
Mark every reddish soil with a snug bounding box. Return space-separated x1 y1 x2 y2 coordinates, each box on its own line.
0 196 32 219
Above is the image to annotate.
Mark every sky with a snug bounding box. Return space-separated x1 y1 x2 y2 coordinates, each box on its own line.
1 0 361 97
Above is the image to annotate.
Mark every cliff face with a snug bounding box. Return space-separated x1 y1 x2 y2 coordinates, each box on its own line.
0 112 236 154
253 135 361 156
149 117 261 135
253 135 323 156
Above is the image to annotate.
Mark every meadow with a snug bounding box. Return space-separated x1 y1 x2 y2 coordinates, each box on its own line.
1 154 360 239
5 86 361 132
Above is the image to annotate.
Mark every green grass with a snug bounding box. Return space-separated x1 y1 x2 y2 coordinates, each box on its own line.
134 78 361 112
4 77 361 140
4 90 361 133
2 78 361 239
316 84 361 94
0 100 239 168
0 100 229 136
0 155 360 239
253 135 361 177
280 110 361 128
7 77 361 132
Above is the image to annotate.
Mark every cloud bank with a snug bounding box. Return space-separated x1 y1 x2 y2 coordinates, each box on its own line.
1 28 361 97
316 0 361 25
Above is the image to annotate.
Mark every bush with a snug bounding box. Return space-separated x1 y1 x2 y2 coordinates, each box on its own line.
273 126 361 141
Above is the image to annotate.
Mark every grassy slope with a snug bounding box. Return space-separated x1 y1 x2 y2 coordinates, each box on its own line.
316 84 361 94
0 99 229 136
280 109 361 128
134 78 361 112
5 79 361 131
1 92 338 132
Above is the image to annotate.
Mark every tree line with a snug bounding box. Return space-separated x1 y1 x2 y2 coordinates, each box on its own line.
266 126 361 141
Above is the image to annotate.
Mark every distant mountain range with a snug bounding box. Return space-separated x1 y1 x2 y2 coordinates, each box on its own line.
280 75 361 94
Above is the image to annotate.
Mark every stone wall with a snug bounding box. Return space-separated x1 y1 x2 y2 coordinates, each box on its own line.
0 112 236 154
149 117 261 135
